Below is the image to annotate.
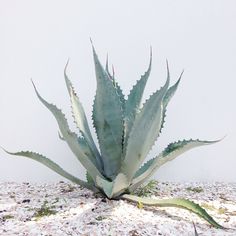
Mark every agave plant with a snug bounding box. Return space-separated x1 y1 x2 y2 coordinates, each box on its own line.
4 44 224 229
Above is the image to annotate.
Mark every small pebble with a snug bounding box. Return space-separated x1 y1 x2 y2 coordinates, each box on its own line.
0 181 235 236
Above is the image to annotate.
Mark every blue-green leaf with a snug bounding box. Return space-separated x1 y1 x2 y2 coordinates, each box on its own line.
122 194 224 229
121 65 170 181
64 62 104 172
130 139 220 191
159 71 184 134
105 55 126 112
3 149 97 191
92 45 123 179
59 130 98 171
31 81 103 182
123 49 152 150
86 171 94 184
96 173 129 198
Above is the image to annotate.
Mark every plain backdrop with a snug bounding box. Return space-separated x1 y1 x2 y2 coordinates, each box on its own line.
0 0 235 183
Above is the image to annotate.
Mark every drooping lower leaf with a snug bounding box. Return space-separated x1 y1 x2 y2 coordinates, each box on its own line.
77 137 98 165
31 81 103 182
122 194 224 229
64 63 103 172
59 131 98 170
130 139 220 191
2 149 97 191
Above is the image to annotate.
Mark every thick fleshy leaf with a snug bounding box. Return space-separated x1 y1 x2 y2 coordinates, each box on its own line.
122 194 224 229
96 175 113 198
160 71 183 134
58 130 65 141
76 137 98 165
121 66 170 181
59 131 98 170
105 56 126 114
163 71 183 108
31 81 103 182
130 139 220 191
3 149 97 191
86 171 94 184
92 45 123 179
123 49 152 151
96 173 129 198
114 82 126 112
105 54 112 79
64 63 103 172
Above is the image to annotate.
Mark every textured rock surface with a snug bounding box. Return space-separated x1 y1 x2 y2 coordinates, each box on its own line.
0 181 235 235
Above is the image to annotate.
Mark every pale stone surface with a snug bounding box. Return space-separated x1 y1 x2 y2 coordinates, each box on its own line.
0 181 235 236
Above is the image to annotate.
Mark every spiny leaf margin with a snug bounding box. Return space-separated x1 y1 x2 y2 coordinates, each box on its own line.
2 148 97 191
122 194 224 229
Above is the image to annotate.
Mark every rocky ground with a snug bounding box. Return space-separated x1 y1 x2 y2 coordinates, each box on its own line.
0 181 235 236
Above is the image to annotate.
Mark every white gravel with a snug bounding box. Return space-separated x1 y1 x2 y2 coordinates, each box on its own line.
0 181 235 236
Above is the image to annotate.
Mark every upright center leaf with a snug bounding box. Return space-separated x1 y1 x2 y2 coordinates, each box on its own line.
92 46 123 180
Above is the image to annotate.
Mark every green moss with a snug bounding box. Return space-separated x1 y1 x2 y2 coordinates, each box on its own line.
218 207 227 215
2 215 14 220
95 215 107 221
33 201 57 220
134 180 158 197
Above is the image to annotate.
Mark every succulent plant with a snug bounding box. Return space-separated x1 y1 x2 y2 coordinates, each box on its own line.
3 44 224 229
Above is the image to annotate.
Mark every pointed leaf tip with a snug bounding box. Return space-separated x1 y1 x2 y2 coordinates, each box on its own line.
178 70 184 81
30 78 34 86
149 46 152 64
166 59 170 78
92 45 124 178
112 65 115 78
122 195 225 229
106 53 109 69
64 59 70 74
89 37 93 45
0 146 9 154
219 135 227 141
31 80 38 94
90 39 96 55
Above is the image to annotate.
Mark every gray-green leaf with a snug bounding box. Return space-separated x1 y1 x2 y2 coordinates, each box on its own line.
123 49 152 151
121 65 170 181
32 81 103 182
131 139 220 191
64 62 103 173
92 45 123 179
122 194 224 229
3 149 96 191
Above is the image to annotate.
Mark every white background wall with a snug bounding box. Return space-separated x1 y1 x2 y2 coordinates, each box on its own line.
0 0 235 183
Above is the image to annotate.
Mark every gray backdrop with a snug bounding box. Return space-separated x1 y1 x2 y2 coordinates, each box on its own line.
0 0 235 182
